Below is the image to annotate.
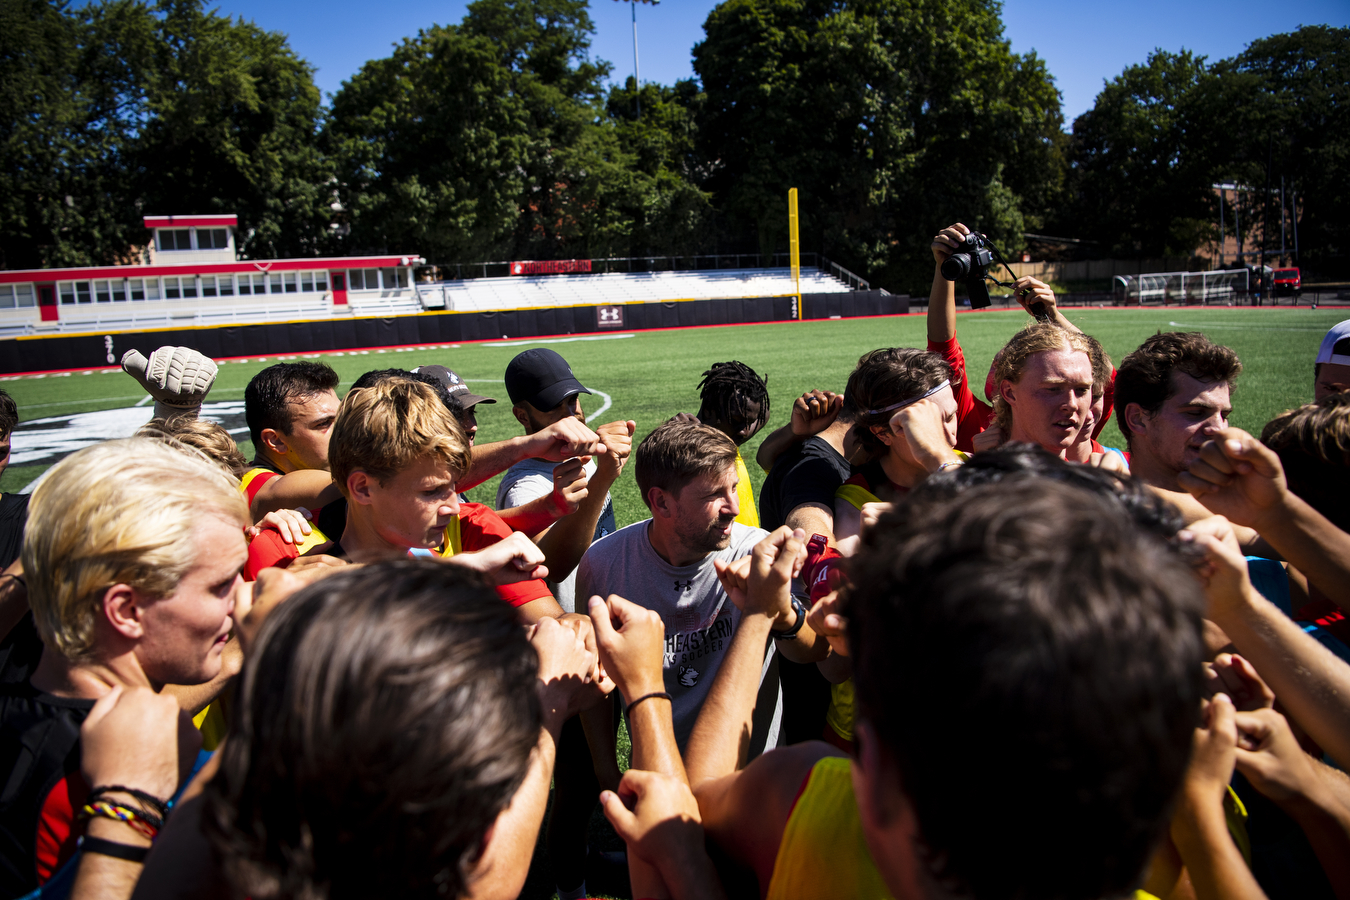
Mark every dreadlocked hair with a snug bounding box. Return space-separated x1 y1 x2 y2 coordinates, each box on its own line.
697 361 770 434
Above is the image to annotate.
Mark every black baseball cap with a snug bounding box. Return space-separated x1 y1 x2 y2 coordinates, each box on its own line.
411 365 496 407
505 348 591 410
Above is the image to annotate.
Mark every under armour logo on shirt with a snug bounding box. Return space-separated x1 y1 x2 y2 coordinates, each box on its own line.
674 579 693 592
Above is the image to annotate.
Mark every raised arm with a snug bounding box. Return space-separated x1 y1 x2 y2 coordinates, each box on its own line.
928 223 970 343
535 421 635 582
459 418 605 491
754 391 841 473
1012 276 1081 333
687 528 805 790
1185 514 1350 769
1180 428 1350 608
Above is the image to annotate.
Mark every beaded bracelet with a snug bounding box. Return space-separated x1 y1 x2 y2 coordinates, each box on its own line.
80 801 160 840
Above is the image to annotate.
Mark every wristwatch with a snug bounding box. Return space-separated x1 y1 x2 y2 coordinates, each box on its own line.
772 595 809 640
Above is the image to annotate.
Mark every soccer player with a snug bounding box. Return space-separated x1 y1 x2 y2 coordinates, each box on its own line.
579 419 827 751
680 361 771 528
323 378 567 618
1315 319 1350 402
0 438 249 893
833 348 964 549
990 322 1098 459
618 466 1210 900
497 348 635 612
1116 331 1242 497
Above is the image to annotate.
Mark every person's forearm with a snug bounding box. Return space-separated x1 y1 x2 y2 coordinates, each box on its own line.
648 838 729 900
927 267 956 343
773 622 829 664
581 700 622 791
537 473 614 583
684 614 774 791
251 470 340 521
1173 802 1268 900
496 493 563 540
71 817 153 900
1216 584 1350 767
460 436 532 491
1254 494 1350 609
162 638 241 716
464 725 559 900
628 699 687 785
754 423 803 473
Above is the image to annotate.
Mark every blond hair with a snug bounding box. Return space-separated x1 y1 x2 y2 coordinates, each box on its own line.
992 323 1096 435
22 437 248 661
328 379 470 495
139 415 249 478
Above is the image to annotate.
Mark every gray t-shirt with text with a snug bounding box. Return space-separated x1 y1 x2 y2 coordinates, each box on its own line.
576 519 781 753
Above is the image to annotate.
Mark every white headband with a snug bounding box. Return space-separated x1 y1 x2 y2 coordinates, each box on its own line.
862 380 950 417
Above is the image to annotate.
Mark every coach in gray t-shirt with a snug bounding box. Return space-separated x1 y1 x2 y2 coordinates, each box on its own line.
577 419 827 755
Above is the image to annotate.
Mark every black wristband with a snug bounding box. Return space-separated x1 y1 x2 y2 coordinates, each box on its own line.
771 595 808 640
80 836 149 863
625 691 672 714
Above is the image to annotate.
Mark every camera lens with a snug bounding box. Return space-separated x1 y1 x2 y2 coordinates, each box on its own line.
941 253 972 281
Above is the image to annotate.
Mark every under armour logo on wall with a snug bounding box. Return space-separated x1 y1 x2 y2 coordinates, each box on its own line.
674 579 693 592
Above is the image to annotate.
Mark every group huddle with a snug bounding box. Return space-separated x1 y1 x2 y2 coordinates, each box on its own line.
0 222 1349 900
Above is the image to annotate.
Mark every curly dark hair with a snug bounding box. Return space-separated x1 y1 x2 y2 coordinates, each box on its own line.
848 467 1205 900
205 561 540 900
0 388 16 438
696 361 770 442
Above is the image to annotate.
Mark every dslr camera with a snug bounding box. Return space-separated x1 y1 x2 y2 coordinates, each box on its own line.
940 231 995 309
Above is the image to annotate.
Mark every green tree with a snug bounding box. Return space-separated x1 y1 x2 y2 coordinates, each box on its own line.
1060 26 1348 273
693 0 1064 292
125 0 333 260
0 0 331 269
326 0 712 263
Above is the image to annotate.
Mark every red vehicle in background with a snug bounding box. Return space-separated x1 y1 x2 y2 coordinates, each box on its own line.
1273 267 1301 295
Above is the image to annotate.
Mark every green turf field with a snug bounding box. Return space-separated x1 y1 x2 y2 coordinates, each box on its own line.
2 306 1340 528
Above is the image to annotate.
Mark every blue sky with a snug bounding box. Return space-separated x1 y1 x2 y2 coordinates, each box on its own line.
214 0 1349 126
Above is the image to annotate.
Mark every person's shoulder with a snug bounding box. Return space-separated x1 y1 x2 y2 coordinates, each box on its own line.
0 682 96 731
589 519 649 555
728 522 770 555
0 493 28 518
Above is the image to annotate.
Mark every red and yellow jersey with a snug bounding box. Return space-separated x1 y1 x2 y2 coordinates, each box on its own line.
438 503 554 609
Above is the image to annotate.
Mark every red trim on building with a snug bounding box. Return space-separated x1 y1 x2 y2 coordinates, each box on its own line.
142 215 238 228
0 257 422 285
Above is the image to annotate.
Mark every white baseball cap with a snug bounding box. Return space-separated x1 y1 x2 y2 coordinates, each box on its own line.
1316 320 1350 366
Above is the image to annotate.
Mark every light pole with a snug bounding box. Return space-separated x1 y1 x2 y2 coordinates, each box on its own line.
615 0 659 119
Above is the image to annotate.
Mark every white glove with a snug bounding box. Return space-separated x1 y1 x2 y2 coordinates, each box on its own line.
122 347 218 419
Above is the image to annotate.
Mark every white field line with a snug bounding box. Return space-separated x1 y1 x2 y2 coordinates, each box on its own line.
586 389 612 422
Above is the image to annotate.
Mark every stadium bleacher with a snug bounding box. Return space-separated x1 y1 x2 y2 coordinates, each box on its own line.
422 267 850 312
